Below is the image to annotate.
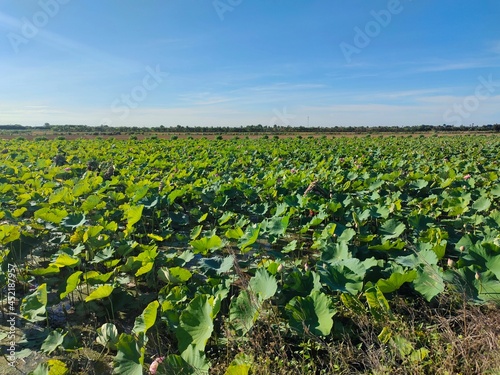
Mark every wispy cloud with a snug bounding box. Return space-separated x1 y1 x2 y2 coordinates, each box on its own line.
416 58 500 73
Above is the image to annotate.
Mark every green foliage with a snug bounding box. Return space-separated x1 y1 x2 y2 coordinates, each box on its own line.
20 283 47 322
286 291 336 336
2 135 500 374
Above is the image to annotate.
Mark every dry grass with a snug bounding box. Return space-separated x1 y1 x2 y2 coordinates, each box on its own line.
206 291 500 375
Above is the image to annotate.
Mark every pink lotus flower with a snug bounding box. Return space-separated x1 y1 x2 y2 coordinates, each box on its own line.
463 174 471 180
149 356 165 374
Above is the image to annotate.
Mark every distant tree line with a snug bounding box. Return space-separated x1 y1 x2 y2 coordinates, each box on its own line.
1 123 499 134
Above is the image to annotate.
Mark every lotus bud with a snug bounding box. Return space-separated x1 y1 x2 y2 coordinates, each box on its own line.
304 263 309 272
459 245 465 252
447 258 455 268
149 356 165 375
277 263 284 272
475 272 480 280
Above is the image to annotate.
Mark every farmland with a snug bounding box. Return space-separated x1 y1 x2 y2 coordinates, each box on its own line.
1 134 500 374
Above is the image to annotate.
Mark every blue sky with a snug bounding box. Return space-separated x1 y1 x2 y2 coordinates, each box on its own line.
0 0 499 127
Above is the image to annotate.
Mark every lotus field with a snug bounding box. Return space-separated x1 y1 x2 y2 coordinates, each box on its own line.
1 135 500 374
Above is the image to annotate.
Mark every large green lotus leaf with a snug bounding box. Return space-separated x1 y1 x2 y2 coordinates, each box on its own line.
177 294 214 353
60 271 83 299
225 227 244 240
49 187 73 204
29 265 60 276
364 286 392 322
72 180 92 197
41 329 67 355
130 185 149 202
84 271 114 285
190 235 223 255
135 261 154 277
369 205 390 219
282 239 298 253
380 219 406 241
199 256 234 275
340 293 366 315
413 264 444 302
229 290 259 336
0 224 21 244
264 216 289 241
472 196 491 212
491 184 500 197
286 291 335 336
158 267 192 284
486 255 500 281
319 263 364 295
53 253 80 268
224 353 253 375
475 273 500 302
308 210 328 227
113 333 144 375
34 207 68 224
395 248 438 268
61 213 86 228
167 189 185 205
132 300 159 335
20 283 47 322
225 364 250 375
180 345 210 374
377 270 418 293
124 205 144 233
408 214 434 233
409 179 428 190
157 354 194 375
238 224 260 251
32 359 69 375
218 211 235 225
85 284 114 302
338 228 356 242
81 195 103 213
249 268 277 302
369 239 406 251
190 225 203 240
283 270 321 296
91 246 115 264
486 210 500 227
320 241 350 263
